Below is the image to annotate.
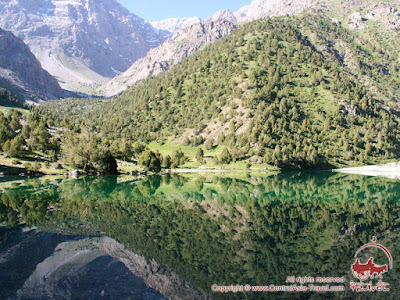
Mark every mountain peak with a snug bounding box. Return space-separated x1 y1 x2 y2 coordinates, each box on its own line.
0 0 171 93
150 17 202 33
0 27 64 100
101 20 237 97
234 0 316 21
211 9 237 22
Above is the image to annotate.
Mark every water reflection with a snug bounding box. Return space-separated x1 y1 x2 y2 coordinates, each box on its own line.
1 172 400 299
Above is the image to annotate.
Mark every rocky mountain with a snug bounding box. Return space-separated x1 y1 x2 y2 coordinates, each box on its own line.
0 0 171 93
149 9 237 33
0 229 207 299
41 11 400 169
233 0 400 24
234 0 315 21
0 27 64 101
150 17 201 32
101 20 237 97
211 9 238 22
150 0 316 31
344 1 400 31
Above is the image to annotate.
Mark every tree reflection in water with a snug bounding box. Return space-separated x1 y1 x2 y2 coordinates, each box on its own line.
1 172 399 299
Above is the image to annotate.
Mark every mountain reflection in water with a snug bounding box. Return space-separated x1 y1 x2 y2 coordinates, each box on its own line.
0 172 399 299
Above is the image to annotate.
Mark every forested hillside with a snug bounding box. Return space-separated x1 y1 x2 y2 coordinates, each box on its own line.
38 14 400 169
0 87 25 108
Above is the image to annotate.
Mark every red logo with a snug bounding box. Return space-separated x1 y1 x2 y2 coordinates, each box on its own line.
351 237 393 281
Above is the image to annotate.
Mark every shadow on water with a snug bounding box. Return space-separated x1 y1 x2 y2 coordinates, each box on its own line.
1 172 400 299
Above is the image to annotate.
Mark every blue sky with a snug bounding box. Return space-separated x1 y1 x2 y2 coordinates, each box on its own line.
117 0 251 21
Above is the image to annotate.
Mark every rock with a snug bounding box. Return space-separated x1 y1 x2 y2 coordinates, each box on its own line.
234 0 316 22
348 12 368 30
364 4 400 31
0 28 64 100
69 170 81 178
101 20 237 97
151 17 201 32
50 162 63 169
0 0 171 93
212 9 237 22
251 156 263 164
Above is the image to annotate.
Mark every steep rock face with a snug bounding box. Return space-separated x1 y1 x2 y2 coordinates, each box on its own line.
101 20 237 97
348 11 368 30
0 0 171 92
1 231 208 300
365 3 400 31
149 9 237 32
234 0 315 21
151 17 202 32
233 0 400 28
212 9 238 22
0 28 63 100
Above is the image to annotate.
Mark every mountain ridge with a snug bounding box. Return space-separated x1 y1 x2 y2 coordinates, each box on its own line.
100 20 238 97
39 13 400 169
102 0 400 98
0 0 171 93
150 17 202 33
0 27 64 102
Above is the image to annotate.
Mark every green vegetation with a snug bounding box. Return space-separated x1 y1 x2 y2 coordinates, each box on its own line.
0 110 121 175
0 110 58 158
0 87 26 109
1 173 400 298
37 14 400 170
0 110 64 174
138 150 161 173
62 130 118 174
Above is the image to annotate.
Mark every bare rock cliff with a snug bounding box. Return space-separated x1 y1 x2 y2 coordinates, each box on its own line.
0 0 171 92
151 17 202 32
0 28 64 100
101 20 237 97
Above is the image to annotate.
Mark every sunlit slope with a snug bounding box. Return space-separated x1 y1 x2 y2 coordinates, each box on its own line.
39 14 400 169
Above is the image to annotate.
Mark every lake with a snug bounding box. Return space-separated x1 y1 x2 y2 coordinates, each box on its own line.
0 172 399 299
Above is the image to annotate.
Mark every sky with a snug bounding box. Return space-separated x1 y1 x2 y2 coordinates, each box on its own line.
117 0 252 21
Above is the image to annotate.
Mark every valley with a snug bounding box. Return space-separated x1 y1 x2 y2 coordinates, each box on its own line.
2 1 400 299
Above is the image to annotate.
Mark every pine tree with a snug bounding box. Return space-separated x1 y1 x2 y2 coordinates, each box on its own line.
195 147 204 163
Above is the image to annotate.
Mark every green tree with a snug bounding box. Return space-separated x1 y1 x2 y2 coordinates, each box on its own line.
111 139 133 160
205 139 214 150
9 110 22 131
0 126 14 149
4 135 27 158
61 130 118 174
219 148 232 164
195 147 204 163
132 142 148 158
28 122 51 151
171 149 188 168
163 155 172 169
139 150 162 173
92 150 118 174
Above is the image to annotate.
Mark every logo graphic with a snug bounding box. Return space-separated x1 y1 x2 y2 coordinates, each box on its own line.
351 237 393 281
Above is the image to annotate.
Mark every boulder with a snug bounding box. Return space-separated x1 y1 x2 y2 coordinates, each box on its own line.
69 170 81 178
251 156 263 164
348 12 368 30
51 162 63 169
